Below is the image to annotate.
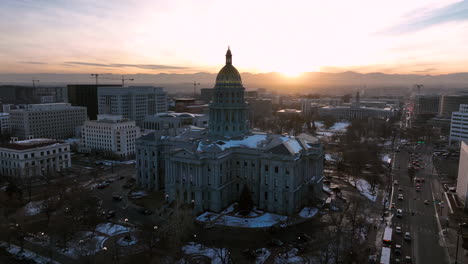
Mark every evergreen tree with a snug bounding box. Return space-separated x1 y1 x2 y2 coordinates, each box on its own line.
238 184 253 215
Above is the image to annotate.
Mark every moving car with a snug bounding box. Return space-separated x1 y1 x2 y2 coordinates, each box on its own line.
398 194 404 200
396 209 403 217
424 200 429 205
395 227 402 234
394 244 402 254
404 232 411 241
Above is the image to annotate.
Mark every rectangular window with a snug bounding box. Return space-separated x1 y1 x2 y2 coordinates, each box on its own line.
275 166 279 173
264 165 269 172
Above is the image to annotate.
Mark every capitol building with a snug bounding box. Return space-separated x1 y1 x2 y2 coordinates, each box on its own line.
136 48 324 215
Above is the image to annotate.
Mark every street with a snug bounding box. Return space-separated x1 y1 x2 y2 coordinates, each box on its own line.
390 143 448 264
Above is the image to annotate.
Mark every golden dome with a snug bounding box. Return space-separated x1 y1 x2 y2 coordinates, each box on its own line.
215 47 242 87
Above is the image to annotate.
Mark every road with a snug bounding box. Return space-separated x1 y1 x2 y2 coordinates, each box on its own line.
390 143 448 264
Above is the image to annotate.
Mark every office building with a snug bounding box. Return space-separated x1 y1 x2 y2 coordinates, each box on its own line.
80 114 141 158
0 113 11 134
98 86 167 125
67 84 120 120
449 104 468 145
10 103 87 140
0 138 71 177
456 141 468 210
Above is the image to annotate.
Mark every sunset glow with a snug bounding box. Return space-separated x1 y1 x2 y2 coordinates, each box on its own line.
1 0 467 75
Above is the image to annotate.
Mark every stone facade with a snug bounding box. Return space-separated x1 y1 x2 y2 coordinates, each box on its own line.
136 48 324 215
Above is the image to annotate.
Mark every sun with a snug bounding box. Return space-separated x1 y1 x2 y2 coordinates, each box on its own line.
279 65 320 78
281 69 303 78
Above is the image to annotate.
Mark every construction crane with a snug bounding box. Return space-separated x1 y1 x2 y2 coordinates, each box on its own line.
91 73 112 85
193 81 200 97
32 79 39 88
103 75 134 86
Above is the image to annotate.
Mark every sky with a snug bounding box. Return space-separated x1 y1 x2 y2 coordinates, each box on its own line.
1 0 468 76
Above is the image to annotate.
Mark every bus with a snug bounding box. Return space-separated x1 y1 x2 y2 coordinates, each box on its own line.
382 227 393 246
380 247 391 264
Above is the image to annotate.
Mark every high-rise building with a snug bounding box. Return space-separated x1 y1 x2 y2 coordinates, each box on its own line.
10 103 87 139
439 94 468 117
0 113 11 134
0 85 66 105
416 95 440 115
135 48 323 215
67 84 120 120
80 114 141 158
456 141 468 210
449 104 468 145
98 86 167 126
0 138 71 177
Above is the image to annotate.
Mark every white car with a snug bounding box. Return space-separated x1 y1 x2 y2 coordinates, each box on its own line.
396 226 402 234
404 232 411 241
398 194 404 200
397 209 403 217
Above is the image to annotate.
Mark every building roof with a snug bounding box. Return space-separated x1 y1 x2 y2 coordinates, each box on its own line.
0 139 65 150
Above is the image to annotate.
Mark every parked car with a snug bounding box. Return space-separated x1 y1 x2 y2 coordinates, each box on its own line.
112 195 123 201
404 256 412 263
424 200 429 205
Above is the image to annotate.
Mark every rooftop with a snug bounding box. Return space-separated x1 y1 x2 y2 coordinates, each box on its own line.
0 138 65 150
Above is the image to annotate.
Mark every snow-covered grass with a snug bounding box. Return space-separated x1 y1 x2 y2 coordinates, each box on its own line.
116 235 137 246
255 248 271 264
299 207 319 218
216 213 287 228
24 200 44 216
130 191 147 199
274 248 306 264
0 241 61 264
348 179 378 202
197 211 287 228
95 223 128 236
182 242 230 264
221 203 237 214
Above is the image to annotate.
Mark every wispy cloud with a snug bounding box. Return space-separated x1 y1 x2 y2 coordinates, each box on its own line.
18 61 47 65
380 1 468 34
413 68 438 73
63 62 190 70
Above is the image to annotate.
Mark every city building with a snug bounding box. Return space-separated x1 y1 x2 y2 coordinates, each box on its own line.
416 95 440 115
142 112 208 136
98 86 167 125
10 103 87 140
0 85 66 105
449 104 468 145
136 48 324 215
0 138 71 177
318 92 396 119
247 98 273 121
0 113 11 134
439 94 468 117
200 88 214 103
456 141 468 210
80 114 141 158
67 84 120 120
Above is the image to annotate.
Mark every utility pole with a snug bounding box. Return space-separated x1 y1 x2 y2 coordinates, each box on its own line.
193 81 200 98
91 73 112 85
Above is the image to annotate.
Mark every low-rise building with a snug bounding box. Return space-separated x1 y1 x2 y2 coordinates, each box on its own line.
0 138 71 177
80 114 141 159
142 112 208 137
9 103 87 140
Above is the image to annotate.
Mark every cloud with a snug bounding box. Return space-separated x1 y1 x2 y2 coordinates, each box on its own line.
63 61 190 70
379 1 468 34
413 68 438 73
18 61 47 65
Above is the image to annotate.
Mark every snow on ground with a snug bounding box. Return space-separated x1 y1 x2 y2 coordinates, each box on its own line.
197 211 287 228
215 134 268 151
330 122 350 132
323 185 332 193
130 191 148 199
221 203 237 214
116 235 137 246
348 179 378 202
274 248 306 264
24 200 44 216
182 242 229 264
255 248 271 264
196 212 218 222
381 154 391 164
299 207 319 218
216 213 287 228
0 241 60 264
95 223 128 236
